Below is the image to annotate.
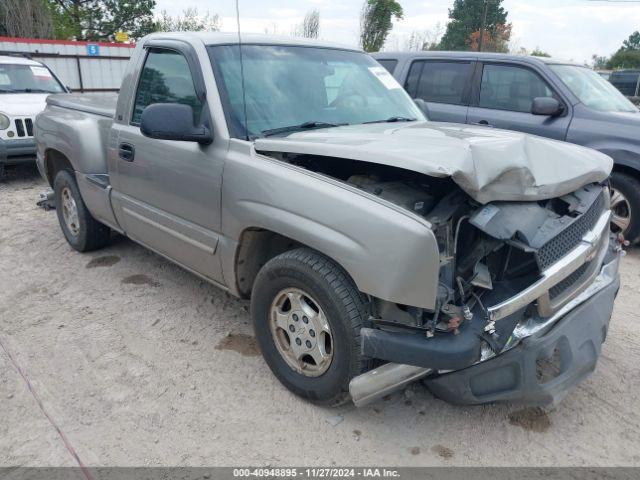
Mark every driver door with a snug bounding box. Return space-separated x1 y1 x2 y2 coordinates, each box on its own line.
109 45 225 284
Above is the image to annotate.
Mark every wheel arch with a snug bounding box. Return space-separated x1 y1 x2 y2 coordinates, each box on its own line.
43 148 74 187
611 162 640 182
234 227 353 300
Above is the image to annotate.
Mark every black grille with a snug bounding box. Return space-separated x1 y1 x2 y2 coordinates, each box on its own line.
14 119 25 137
535 191 605 270
24 118 33 136
549 262 590 299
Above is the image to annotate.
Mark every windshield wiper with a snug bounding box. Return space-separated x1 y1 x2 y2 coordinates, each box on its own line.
363 116 417 124
261 121 347 137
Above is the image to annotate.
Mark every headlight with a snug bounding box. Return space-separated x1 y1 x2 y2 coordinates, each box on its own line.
0 114 9 130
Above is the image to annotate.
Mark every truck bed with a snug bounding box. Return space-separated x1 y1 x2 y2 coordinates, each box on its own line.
46 93 117 118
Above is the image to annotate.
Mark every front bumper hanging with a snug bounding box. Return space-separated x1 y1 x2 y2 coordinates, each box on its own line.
355 246 621 407
424 256 619 406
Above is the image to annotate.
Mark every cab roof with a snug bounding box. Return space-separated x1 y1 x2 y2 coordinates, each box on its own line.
371 50 583 67
0 55 43 66
142 31 361 52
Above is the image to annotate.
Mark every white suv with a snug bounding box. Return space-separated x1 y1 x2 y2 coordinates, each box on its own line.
0 55 67 178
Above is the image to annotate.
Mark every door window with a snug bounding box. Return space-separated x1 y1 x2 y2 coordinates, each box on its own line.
132 49 203 125
479 64 555 113
406 61 472 105
376 59 398 74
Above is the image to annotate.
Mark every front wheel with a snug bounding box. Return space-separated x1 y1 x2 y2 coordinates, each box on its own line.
53 169 111 252
251 248 373 406
610 172 640 244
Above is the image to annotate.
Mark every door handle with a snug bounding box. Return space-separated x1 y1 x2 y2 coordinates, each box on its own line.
471 120 493 127
118 143 135 162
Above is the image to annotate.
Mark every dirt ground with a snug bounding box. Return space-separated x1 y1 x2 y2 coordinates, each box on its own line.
1 164 640 467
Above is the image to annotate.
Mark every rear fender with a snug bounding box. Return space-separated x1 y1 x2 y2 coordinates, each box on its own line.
36 105 118 228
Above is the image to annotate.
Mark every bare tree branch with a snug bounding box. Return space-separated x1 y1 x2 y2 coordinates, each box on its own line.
0 0 54 38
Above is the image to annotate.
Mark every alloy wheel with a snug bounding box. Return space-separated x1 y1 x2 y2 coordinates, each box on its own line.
269 287 333 377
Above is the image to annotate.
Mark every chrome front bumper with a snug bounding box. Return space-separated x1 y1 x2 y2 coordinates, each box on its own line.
501 249 621 353
487 209 612 322
352 240 622 407
425 253 620 406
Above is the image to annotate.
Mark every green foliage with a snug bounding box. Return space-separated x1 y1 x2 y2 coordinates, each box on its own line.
48 0 156 41
607 31 640 69
608 50 640 69
622 31 640 51
530 48 551 58
439 0 508 51
155 8 221 32
360 0 404 52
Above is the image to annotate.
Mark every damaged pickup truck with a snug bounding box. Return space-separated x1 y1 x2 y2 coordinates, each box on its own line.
35 33 623 407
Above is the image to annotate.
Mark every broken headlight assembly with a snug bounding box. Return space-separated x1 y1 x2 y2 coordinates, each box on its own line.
369 182 612 366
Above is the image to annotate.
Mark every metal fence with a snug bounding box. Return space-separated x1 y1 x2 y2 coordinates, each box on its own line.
0 36 134 92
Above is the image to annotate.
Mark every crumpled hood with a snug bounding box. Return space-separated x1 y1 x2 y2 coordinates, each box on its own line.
254 121 613 204
0 93 49 116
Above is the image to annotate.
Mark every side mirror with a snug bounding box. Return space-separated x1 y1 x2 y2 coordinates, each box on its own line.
140 103 212 144
413 98 430 120
531 97 563 116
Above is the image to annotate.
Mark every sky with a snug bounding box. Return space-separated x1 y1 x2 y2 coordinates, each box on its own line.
154 0 640 64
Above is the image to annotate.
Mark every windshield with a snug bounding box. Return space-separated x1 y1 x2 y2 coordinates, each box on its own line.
208 45 424 138
550 64 638 113
0 63 65 94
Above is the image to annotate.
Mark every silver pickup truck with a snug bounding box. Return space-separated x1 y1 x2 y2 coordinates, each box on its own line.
35 33 623 408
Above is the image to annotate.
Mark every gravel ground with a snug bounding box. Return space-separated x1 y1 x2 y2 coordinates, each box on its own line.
1 164 640 467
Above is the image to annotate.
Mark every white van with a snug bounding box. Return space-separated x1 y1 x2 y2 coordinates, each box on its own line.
0 55 67 178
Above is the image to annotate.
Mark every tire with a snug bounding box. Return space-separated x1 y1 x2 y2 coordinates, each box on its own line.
251 248 373 406
53 169 111 252
610 171 640 244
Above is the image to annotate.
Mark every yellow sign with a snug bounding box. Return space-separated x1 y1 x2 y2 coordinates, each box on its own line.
115 31 129 42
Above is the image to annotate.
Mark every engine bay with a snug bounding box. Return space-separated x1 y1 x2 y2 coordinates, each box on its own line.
263 151 610 368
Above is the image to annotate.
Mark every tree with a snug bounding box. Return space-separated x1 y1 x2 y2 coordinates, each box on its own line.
48 0 156 41
622 31 640 51
607 31 640 69
608 50 640 69
530 48 551 58
468 22 511 53
439 0 508 51
294 10 320 38
592 54 609 69
155 8 220 32
404 31 428 51
359 0 403 52
402 23 444 51
0 0 54 38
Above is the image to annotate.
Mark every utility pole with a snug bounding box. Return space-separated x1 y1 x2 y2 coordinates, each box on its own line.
478 0 489 52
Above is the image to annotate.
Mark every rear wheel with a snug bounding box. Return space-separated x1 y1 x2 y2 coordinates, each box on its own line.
610 171 640 244
251 248 373 406
54 169 111 252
